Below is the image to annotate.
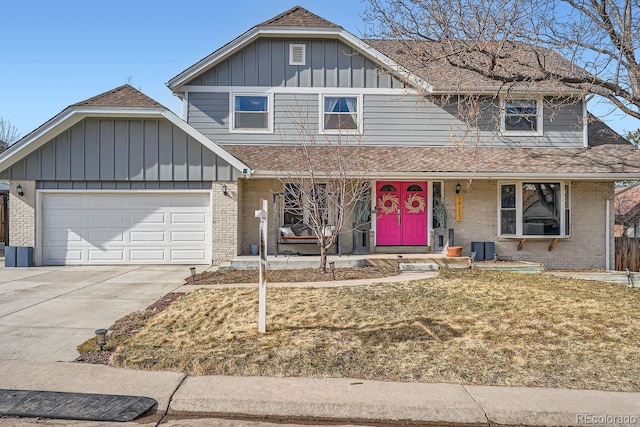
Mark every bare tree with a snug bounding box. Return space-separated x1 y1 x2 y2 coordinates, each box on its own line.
0 117 20 153
271 106 370 273
364 0 640 120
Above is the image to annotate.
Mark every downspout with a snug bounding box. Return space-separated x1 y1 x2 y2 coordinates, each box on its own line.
607 182 640 270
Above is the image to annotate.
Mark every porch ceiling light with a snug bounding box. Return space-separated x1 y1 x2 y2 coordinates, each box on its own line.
95 329 107 351
16 184 24 197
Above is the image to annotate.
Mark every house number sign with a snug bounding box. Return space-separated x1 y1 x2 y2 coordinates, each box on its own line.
455 195 463 222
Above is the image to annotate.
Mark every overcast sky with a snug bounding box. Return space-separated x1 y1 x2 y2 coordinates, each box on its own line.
1 0 637 139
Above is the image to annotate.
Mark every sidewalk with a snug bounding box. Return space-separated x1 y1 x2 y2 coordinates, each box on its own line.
1 360 639 426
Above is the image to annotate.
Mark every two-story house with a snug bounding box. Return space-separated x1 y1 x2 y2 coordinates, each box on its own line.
1 6 640 269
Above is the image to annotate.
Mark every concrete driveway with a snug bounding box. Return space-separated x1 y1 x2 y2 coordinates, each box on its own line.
0 265 193 362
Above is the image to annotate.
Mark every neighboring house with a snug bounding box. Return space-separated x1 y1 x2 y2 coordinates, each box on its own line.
615 185 640 237
1 6 640 268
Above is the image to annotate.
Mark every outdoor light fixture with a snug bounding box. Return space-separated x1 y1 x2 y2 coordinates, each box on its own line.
95 329 108 351
456 182 461 194
397 255 403 273
16 184 24 197
626 267 635 288
189 267 197 284
222 183 228 196
329 261 336 280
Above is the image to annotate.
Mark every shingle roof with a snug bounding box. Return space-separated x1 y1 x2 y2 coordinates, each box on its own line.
71 84 165 109
221 119 640 176
259 6 340 28
365 39 581 93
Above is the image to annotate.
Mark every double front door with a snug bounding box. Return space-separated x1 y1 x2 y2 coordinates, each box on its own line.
376 181 428 245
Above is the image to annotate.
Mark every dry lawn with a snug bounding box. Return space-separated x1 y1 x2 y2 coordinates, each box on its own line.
109 270 640 391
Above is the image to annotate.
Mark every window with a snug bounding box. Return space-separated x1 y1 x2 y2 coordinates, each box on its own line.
321 95 361 134
498 182 570 237
289 44 306 66
230 94 272 133
282 183 330 227
501 99 543 135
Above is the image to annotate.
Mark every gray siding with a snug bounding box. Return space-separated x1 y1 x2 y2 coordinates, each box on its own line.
187 39 406 89
188 92 585 147
36 181 212 190
3 118 240 181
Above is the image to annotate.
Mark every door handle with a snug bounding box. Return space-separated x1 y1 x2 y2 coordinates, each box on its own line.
397 208 401 226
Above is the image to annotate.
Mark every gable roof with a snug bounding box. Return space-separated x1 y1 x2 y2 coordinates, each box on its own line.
0 85 250 175
259 6 340 28
71 84 164 109
166 6 430 93
220 118 640 180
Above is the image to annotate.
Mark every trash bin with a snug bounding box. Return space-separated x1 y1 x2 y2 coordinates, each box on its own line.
250 244 259 256
484 242 495 261
5 246 17 267
471 242 485 261
17 246 34 267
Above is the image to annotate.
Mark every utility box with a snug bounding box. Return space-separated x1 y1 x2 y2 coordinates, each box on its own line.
484 242 495 261
17 246 34 267
5 246 17 267
471 242 485 261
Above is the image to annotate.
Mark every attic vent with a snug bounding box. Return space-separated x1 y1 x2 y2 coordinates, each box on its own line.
289 44 306 66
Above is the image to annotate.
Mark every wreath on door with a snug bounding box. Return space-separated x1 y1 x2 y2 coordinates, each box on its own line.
377 194 399 215
404 194 426 214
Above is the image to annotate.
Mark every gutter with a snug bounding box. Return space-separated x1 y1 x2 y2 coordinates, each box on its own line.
606 182 640 270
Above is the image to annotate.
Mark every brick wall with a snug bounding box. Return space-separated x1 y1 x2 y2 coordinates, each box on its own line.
211 181 239 265
448 180 612 269
8 180 36 247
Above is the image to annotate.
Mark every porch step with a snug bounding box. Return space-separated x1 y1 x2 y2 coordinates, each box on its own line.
399 262 439 272
373 246 430 254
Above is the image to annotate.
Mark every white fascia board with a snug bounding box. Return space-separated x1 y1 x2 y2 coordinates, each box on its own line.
182 85 417 96
160 110 251 174
0 109 80 173
167 26 434 93
252 170 633 181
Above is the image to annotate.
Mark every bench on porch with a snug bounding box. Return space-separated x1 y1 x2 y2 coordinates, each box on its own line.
274 223 342 256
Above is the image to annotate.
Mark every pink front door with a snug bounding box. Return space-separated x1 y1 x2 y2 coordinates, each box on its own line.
376 182 428 246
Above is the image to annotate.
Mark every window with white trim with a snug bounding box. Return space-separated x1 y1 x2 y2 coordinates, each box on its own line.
498 182 570 237
230 93 272 133
321 95 361 134
500 98 543 136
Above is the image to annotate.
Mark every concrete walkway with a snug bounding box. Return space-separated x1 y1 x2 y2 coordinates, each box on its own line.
0 360 638 426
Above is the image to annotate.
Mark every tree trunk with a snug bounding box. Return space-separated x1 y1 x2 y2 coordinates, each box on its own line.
319 244 328 273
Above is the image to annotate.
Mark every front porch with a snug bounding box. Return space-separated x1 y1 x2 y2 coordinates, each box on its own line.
220 253 472 271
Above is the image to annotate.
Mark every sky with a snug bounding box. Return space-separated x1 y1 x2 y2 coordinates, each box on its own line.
1 0 638 139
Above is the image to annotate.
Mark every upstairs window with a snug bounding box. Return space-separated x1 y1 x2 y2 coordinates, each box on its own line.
501 99 543 136
230 94 272 133
321 95 361 134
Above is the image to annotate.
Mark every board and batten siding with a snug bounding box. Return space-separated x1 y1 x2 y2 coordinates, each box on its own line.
186 39 406 89
187 92 585 147
1 118 241 182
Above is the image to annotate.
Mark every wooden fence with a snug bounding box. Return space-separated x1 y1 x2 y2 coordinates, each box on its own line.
615 237 640 271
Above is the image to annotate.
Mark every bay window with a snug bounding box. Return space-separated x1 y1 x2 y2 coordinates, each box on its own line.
498 182 570 237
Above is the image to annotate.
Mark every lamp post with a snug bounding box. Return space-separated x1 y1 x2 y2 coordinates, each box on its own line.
95 329 108 351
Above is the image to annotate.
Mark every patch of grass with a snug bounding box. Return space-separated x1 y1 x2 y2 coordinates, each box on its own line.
193 265 398 284
109 270 640 391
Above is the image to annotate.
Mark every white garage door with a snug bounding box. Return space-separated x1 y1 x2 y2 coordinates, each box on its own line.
41 192 211 265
